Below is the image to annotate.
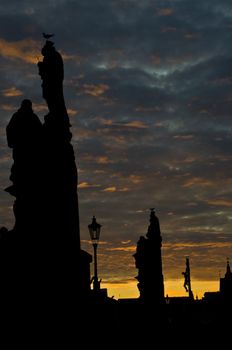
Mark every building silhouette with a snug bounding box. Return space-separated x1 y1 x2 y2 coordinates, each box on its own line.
220 259 232 303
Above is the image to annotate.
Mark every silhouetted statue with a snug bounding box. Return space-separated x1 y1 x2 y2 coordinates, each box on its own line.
38 40 68 117
36 39 83 302
0 101 44 320
1 38 89 324
38 41 63 98
4 99 43 237
5 99 42 197
133 209 164 304
182 257 194 300
183 271 188 292
6 99 41 148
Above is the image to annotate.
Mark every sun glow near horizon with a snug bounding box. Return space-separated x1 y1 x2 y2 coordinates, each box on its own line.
102 279 220 300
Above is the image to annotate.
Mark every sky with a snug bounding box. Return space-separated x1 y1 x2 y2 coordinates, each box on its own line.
0 0 232 299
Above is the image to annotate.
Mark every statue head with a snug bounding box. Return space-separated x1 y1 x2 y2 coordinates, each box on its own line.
20 99 32 111
41 40 55 56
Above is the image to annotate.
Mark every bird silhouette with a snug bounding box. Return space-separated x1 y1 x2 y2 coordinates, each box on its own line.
42 32 54 39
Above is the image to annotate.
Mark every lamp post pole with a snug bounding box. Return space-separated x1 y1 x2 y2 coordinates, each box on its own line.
88 216 102 293
93 243 99 291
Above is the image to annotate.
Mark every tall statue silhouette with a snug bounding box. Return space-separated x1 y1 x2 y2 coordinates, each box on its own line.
37 39 84 299
0 38 90 324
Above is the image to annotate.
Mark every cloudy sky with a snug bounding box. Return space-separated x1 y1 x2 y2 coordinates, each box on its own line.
0 0 232 299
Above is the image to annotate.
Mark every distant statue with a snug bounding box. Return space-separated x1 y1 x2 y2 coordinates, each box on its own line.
5 99 42 196
182 271 189 292
133 209 165 303
182 257 194 300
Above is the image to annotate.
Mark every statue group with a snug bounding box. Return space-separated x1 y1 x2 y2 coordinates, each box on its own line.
0 39 87 330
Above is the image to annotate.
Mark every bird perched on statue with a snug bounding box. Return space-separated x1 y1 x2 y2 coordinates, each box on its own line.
42 32 54 39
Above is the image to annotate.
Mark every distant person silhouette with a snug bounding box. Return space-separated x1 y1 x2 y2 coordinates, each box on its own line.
6 99 42 196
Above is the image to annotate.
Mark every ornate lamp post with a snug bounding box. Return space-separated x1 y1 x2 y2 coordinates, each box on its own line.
88 216 102 292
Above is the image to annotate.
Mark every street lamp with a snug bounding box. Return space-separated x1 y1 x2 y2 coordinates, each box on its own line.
88 216 102 292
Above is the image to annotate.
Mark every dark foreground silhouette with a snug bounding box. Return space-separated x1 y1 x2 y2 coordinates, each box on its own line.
0 39 90 341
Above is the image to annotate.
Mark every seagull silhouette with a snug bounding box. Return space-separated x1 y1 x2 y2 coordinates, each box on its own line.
42 32 54 39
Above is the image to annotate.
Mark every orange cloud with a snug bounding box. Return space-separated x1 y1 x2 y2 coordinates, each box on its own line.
102 186 129 192
182 156 197 163
78 182 89 189
0 38 74 65
33 103 48 112
129 175 143 184
103 186 117 192
118 187 129 192
81 239 108 246
0 103 16 111
96 117 113 126
123 121 148 129
206 199 232 207
106 246 136 252
121 240 131 244
72 128 95 141
164 242 232 249
59 51 76 61
96 156 110 164
0 38 42 64
2 87 23 97
78 182 100 189
81 155 115 165
67 108 78 116
183 177 214 188
157 8 174 16
83 83 109 97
